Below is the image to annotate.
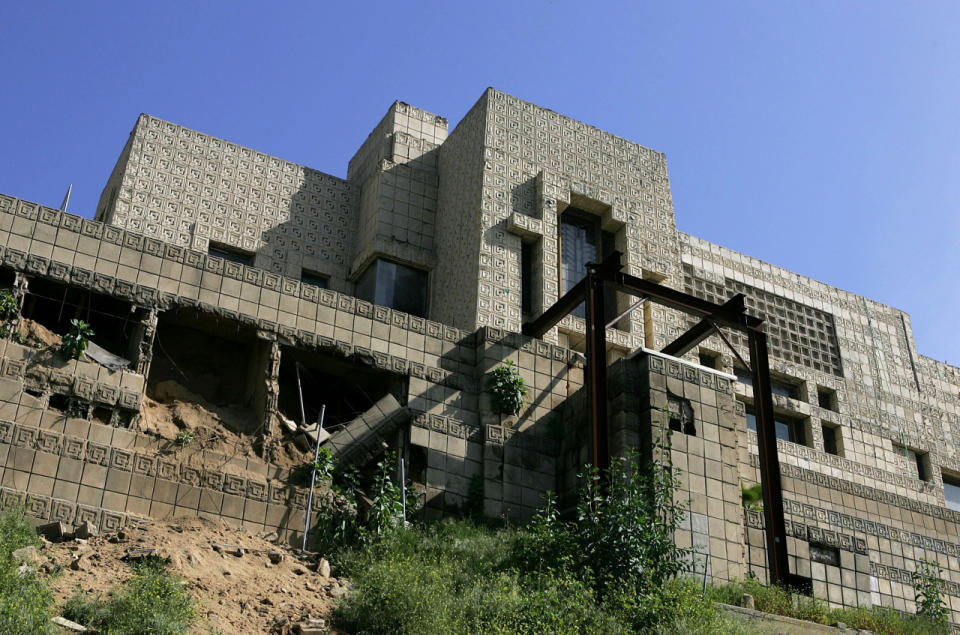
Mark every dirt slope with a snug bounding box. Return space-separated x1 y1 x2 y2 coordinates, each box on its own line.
41 517 341 634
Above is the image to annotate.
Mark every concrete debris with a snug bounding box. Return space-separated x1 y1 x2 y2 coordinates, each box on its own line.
69 555 85 571
123 547 159 561
317 558 330 578
294 619 327 635
211 543 245 557
51 616 88 632
12 545 39 565
279 414 299 434
268 551 285 564
37 521 72 541
300 422 330 446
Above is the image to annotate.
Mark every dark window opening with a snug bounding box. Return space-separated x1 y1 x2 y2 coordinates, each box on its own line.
521 241 533 316
895 444 930 482
809 543 840 567
943 471 960 512
91 406 113 426
817 387 837 412
20 277 135 361
208 242 253 266
745 405 807 446
48 394 88 420
301 269 328 289
734 365 752 385
822 424 840 456
277 347 405 434
147 308 260 434
559 208 620 325
770 377 801 400
698 351 719 370
356 258 428 318
667 393 696 436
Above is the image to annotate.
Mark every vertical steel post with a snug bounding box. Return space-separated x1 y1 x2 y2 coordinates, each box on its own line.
584 266 610 473
748 328 790 587
302 404 327 553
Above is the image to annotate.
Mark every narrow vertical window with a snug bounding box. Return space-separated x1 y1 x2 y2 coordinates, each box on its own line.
521 241 533 316
559 210 597 318
822 424 840 456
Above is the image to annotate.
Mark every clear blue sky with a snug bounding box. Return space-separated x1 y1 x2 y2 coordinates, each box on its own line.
1 1 958 365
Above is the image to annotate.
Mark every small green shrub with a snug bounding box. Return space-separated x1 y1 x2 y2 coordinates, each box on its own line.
487 360 527 416
291 446 335 486
0 290 17 321
63 560 195 634
913 558 949 628
174 430 194 447
60 319 94 360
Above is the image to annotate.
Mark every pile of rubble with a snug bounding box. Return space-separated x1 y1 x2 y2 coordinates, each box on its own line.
14 517 340 634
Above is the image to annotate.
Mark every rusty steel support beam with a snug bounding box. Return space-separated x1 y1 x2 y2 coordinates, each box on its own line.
522 278 587 338
660 295 746 358
584 265 610 474
748 327 790 589
520 251 790 588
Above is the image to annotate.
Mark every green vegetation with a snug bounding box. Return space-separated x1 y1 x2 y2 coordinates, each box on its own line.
309 450 419 555
487 360 527 416
708 577 949 635
63 559 196 634
60 318 94 360
0 289 18 321
330 434 952 635
0 508 53 634
290 446 335 486
913 558 949 628
334 446 742 634
173 430 194 447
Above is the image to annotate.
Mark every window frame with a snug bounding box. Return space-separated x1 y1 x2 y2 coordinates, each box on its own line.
557 207 618 324
208 242 254 266
356 257 429 318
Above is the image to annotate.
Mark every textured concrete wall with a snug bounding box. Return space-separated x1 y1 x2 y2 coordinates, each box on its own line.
96 115 358 290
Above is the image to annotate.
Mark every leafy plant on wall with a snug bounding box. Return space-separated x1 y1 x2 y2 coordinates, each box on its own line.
60 319 94 360
487 360 527 417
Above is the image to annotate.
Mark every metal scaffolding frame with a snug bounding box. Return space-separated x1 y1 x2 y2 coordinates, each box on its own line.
522 251 795 589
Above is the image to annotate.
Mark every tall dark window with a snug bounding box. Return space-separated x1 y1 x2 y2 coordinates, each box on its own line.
559 208 616 321
521 241 533 316
822 424 840 456
356 258 427 318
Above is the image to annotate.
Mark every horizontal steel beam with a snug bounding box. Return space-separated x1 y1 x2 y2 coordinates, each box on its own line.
660 295 745 357
522 278 587 338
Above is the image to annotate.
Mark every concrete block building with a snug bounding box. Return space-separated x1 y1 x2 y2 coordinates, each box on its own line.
0 88 958 621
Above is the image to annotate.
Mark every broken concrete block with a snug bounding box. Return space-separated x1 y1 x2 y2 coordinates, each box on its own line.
211 543 245 557
300 423 331 446
123 548 158 561
278 414 298 434
52 616 88 632
12 546 38 565
74 520 98 539
318 557 330 578
37 522 72 541
294 619 326 635
267 551 284 564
